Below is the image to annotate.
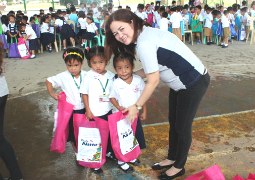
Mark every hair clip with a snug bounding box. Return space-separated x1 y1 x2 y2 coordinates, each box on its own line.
64 51 68 57
86 47 90 50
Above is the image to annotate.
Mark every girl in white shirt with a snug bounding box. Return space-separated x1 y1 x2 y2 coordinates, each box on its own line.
40 15 55 52
46 48 86 157
80 46 115 174
78 11 87 47
17 23 40 58
109 51 146 173
83 16 99 46
1 15 9 57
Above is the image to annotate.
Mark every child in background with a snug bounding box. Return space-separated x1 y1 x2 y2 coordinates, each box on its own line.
158 12 170 31
49 7 54 14
7 15 18 45
69 7 78 35
52 14 76 50
101 12 109 34
1 15 9 57
154 6 161 28
193 5 203 44
29 17 35 26
151 2 155 11
190 6 196 18
77 11 87 47
110 51 146 173
220 10 231 48
92 2 99 16
40 15 55 52
204 7 214 45
17 23 40 58
46 48 86 159
136 4 148 21
108 7 113 15
118 6 122 10
79 3 88 14
83 16 99 45
80 46 115 174
171 0 176 7
219 5 224 13
170 7 183 40
240 7 250 40
21 16 29 26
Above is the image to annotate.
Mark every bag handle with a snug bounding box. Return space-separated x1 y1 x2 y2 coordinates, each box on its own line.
0 25 3 34
10 37 18 44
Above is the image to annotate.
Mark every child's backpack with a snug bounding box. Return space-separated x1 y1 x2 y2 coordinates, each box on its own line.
147 13 154 25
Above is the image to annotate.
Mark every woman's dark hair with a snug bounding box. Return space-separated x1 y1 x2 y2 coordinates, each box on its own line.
63 48 84 64
1 15 8 26
78 11 85 18
105 9 151 63
84 46 105 67
0 40 3 76
113 51 135 69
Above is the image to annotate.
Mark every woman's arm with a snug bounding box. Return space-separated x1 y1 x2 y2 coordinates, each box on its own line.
123 70 160 123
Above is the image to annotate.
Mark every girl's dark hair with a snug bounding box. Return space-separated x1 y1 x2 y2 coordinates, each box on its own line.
22 15 28 22
66 9 71 14
113 51 135 69
30 17 35 22
84 46 105 67
40 15 49 24
8 14 16 21
0 40 3 76
78 11 85 18
1 15 9 26
87 16 94 22
17 22 26 31
105 9 151 63
63 48 84 64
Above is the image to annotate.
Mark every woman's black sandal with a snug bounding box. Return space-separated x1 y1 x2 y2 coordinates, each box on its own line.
117 162 135 173
151 162 173 170
129 159 141 166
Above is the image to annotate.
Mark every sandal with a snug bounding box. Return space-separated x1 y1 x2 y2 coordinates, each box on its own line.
152 162 173 170
93 168 103 174
117 162 135 173
129 159 141 166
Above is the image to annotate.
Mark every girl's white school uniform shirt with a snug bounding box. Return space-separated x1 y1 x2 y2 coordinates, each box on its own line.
2 24 8 33
47 70 86 110
78 18 87 29
109 75 145 109
170 12 182 28
0 75 9 97
80 69 115 116
86 22 98 33
25 26 37 39
55 19 66 27
40 22 50 33
136 11 148 20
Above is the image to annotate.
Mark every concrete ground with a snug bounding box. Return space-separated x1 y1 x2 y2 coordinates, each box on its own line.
1 40 255 180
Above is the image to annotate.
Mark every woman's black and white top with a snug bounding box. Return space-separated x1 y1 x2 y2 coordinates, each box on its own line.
47 70 86 110
109 74 145 109
55 19 67 27
136 26 206 91
0 75 9 97
79 69 115 116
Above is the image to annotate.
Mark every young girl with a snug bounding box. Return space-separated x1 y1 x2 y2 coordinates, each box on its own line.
52 14 76 50
79 46 115 174
7 15 19 46
1 15 9 58
46 48 86 157
109 51 146 173
40 15 55 52
83 16 99 45
17 23 40 58
77 11 87 47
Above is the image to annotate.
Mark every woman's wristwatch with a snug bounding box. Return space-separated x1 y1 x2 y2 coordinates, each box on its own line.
135 104 142 110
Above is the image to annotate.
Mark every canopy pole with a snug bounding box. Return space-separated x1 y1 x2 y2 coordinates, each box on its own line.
23 0 26 12
51 0 55 10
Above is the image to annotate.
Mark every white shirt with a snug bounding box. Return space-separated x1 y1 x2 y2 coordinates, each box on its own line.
64 15 69 22
79 7 87 14
2 24 8 33
204 12 213 29
25 26 37 39
241 12 251 26
0 75 9 97
47 70 86 110
86 23 98 33
109 75 145 109
40 22 49 33
78 18 87 29
92 7 98 15
54 19 66 27
158 18 170 31
170 12 182 28
154 11 161 27
136 11 148 20
228 13 235 25
80 69 115 116
222 15 230 28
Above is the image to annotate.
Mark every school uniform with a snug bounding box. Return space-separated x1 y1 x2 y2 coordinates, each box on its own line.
77 18 87 39
55 19 76 41
83 23 98 40
170 12 183 40
1 24 8 49
154 11 161 28
80 69 115 156
136 11 148 20
47 70 86 145
79 7 88 14
204 12 213 36
222 15 231 38
7 22 18 43
158 17 170 31
241 12 251 36
40 22 55 47
92 7 98 16
25 26 40 50
69 13 78 34
109 75 146 149
193 13 203 38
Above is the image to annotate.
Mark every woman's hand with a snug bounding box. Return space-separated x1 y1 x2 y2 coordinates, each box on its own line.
86 110 94 120
123 105 138 124
51 92 61 100
140 112 146 120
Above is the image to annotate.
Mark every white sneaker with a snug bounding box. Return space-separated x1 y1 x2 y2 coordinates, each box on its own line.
30 55 35 59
